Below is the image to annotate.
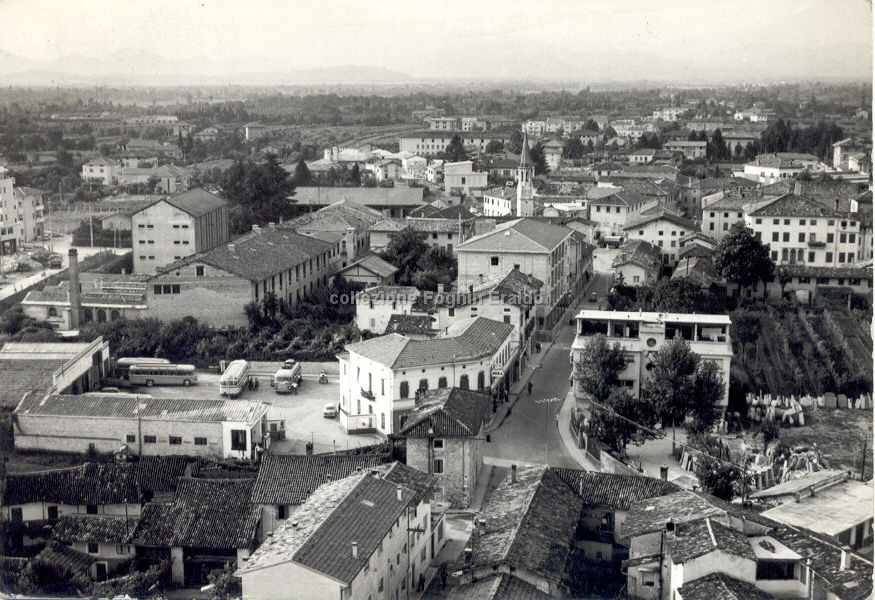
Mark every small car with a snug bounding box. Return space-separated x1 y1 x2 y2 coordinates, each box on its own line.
589 292 598 303
323 403 338 419
100 387 122 393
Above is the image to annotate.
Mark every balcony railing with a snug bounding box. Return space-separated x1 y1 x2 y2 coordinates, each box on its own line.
361 388 375 400
807 240 826 248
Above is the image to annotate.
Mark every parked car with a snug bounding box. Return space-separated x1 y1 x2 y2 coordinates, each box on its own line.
323 403 338 419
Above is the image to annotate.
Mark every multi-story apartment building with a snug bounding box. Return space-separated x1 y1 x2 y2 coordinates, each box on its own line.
338 317 515 436
443 160 488 197
571 310 733 406
745 192 862 267
13 186 46 243
131 188 229 274
740 153 824 184
456 218 590 330
624 209 699 264
399 131 510 157
0 167 20 254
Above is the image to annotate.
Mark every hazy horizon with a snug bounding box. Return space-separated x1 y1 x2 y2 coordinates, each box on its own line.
0 0 872 85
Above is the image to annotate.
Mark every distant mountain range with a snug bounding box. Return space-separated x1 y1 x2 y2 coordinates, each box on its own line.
0 50 415 85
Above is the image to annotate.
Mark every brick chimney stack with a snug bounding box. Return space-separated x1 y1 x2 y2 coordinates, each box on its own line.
68 249 81 329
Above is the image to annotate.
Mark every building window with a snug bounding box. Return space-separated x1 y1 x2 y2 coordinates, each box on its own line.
154 285 162 295
116 544 130 554
459 374 469 389
277 505 287 520
194 437 207 446
757 560 796 580
10 508 22 522
144 435 156 444
126 434 136 443
400 381 409 398
433 439 444 449
86 505 98 515
490 256 499 266
87 542 99 554
438 376 447 388
433 458 444 474
418 378 428 391
799 232 805 242
196 266 204 277
782 232 789 242
47 505 58 520
169 436 182 445
231 430 247 451
826 252 833 262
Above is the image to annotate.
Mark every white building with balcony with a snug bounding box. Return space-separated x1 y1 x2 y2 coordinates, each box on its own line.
570 310 732 406
338 317 515 436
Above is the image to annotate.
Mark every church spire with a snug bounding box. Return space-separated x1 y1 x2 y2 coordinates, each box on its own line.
519 130 531 168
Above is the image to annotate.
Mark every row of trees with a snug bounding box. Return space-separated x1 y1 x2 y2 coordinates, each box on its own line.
575 335 723 454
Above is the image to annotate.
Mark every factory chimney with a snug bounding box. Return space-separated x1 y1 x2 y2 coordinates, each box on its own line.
68 248 81 329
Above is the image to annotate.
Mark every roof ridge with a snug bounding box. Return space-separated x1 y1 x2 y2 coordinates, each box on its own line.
503 467 548 562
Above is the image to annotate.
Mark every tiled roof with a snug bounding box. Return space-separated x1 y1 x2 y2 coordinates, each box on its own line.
770 526 872 600
665 518 756 564
435 268 543 309
52 515 138 544
155 227 334 282
16 392 266 425
672 257 719 286
377 462 435 503
443 573 551 600
748 193 848 218
552 469 679 510
34 542 94 575
677 572 776 600
400 388 491 437
624 208 698 231
777 264 873 280
371 217 462 234
483 186 517 201
338 254 399 279
612 239 662 271
138 188 226 218
347 317 514 369
134 455 191 494
694 177 759 191
370 218 407 233
385 314 438 336
467 466 583 583
0 360 60 408
133 478 259 549
250 454 389 505
242 467 425 583
620 490 725 541
459 218 572 252
2 462 139 506
289 199 382 232
292 187 426 208
748 153 819 169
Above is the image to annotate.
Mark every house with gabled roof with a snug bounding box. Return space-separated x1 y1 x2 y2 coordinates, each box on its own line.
145 225 337 327
250 453 390 540
80 156 119 185
287 198 382 268
624 208 699 264
399 387 491 508
456 218 591 331
131 187 229 274
133 477 260 586
238 463 441 600
51 514 138 580
612 239 662 286
335 253 399 287
338 317 515 436
451 465 584 597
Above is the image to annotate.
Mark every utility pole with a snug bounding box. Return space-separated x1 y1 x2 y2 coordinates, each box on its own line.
89 201 94 247
861 437 868 481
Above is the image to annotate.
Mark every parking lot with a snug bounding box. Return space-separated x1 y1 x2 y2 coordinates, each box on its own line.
127 363 383 456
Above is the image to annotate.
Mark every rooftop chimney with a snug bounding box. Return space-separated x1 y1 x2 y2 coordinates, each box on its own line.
68 249 81 329
437 283 445 293
252 224 260 232
396 486 403 502
794 180 803 195
268 222 276 229
511 464 517 483
840 549 850 571
660 464 669 481
351 542 358 559
228 244 236 253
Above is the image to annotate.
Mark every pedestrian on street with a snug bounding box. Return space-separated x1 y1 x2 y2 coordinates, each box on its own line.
527 381 533 395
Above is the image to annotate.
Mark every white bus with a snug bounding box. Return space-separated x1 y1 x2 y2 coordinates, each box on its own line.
129 364 198 387
113 357 171 382
220 360 250 398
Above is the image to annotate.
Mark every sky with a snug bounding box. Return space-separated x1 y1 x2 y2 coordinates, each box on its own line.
0 0 872 83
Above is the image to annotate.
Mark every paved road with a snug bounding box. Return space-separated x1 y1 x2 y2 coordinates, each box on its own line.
485 271 613 469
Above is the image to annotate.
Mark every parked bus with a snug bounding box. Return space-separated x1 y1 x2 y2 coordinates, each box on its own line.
219 360 251 398
270 359 302 394
128 364 198 387
112 357 171 382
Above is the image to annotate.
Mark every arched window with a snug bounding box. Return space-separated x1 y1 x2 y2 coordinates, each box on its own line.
418 379 429 391
438 376 447 389
477 371 485 390
399 381 409 398
459 374 469 390
83 308 93 323
96 309 107 323
110 309 120 321
47 307 58 317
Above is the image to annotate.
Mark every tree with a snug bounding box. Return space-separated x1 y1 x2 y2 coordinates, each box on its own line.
563 136 586 160
484 140 504 154
689 361 724 435
643 338 699 426
443 134 469 162
715 222 775 296
293 158 312 185
649 278 726 314
573 334 627 404
759 419 780 453
775 264 792 298
380 228 431 284
350 163 361 185
221 154 297 234
586 386 658 454
207 563 241 600
696 455 745 501
709 128 727 161
529 143 548 175
508 130 523 154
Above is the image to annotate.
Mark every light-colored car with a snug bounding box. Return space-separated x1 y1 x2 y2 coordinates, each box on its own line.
323 403 338 419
